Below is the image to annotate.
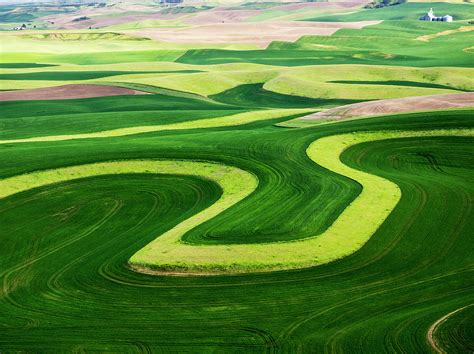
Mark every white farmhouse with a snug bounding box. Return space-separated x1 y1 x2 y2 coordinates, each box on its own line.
419 8 453 22
442 15 453 22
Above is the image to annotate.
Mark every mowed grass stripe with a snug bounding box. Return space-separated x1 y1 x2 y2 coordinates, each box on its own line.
1 129 471 273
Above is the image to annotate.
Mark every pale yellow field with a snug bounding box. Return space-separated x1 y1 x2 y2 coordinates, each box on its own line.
264 65 474 100
1 58 472 99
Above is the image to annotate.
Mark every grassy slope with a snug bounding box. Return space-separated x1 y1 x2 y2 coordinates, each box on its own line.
209 83 362 108
0 110 472 351
0 88 317 141
0 49 185 65
101 69 279 96
0 110 247 140
263 64 473 100
0 94 231 119
0 4 73 23
1 22 472 98
0 109 312 143
327 80 468 91
0 70 201 81
178 21 474 68
0 93 245 139
0 62 57 69
302 2 474 21
1 63 471 98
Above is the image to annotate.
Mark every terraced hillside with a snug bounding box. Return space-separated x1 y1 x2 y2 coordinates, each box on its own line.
1 1 473 351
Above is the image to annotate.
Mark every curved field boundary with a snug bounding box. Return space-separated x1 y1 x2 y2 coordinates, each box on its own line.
0 108 313 145
1 129 472 274
426 304 473 353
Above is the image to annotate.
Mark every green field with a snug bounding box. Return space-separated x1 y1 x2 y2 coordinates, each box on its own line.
179 21 474 67
0 70 203 81
302 2 474 21
1 1 473 351
1 109 473 350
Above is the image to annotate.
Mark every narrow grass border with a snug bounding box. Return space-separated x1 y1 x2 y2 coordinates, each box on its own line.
1 129 472 274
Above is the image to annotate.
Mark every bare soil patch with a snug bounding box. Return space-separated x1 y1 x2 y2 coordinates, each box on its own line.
39 10 182 30
271 1 366 11
299 92 474 122
0 84 148 101
184 9 260 25
133 20 380 48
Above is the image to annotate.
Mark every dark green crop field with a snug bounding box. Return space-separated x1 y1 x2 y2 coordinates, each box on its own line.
0 62 57 69
1 107 473 351
0 93 234 119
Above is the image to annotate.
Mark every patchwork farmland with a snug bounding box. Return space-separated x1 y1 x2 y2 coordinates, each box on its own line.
0 0 473 352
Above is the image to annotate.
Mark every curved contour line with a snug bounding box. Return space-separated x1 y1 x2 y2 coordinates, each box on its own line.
426 304 473 354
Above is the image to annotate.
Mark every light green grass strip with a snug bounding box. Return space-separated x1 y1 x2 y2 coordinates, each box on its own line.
0 109 312 145
1 129 471 274
131 129 473 273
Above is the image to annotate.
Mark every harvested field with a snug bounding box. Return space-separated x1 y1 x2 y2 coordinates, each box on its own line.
19 32 150 41
44 12 183 30
131 20 380 48
31 0 368 30
184 2 367 25
0 84 148 101
291 92 474 125
183 8 260 24
271 1 366 11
